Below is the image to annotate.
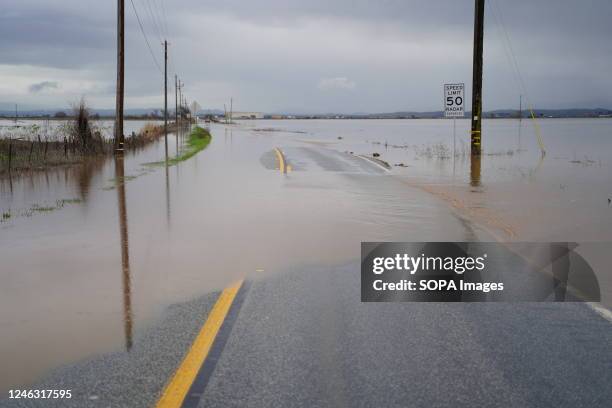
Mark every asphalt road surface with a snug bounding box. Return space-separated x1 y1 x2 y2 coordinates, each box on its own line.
4 262 610 408
1 133 610 408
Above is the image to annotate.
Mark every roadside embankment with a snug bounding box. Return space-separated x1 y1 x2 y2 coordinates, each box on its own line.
146 126 212 167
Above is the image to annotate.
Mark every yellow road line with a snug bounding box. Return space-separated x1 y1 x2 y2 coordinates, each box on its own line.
155 280 244 408
273 147 286 173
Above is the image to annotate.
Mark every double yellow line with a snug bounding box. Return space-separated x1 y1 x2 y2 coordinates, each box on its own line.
273 147 292 173
155 280 244 408
273 147 286 173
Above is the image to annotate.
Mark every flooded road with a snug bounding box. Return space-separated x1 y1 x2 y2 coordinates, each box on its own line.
0 118 611 394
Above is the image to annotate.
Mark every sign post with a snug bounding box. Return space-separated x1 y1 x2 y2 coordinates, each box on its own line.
444 83 465 180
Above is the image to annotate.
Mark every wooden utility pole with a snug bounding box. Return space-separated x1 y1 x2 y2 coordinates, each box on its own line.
470 0 485 156
164 40 168 158
175 75 178 128
470 0 484 186
115 0 125 150
178 80 183 123
518 94 523 152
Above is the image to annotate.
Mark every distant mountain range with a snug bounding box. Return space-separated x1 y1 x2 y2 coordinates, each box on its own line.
1 108 610 119
279 108 612 119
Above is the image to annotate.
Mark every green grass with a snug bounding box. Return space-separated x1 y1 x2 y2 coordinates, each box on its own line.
146 126 212 167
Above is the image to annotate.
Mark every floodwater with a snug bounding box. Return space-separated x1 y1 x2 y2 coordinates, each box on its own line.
0 118 611 393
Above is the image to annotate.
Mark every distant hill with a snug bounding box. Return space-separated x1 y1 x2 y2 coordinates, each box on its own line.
283 108 612 119
1 107 610 119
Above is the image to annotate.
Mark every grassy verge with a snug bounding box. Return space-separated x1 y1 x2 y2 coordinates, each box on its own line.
147 126 212 167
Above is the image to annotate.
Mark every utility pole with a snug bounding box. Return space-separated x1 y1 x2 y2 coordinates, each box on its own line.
518 94 523 151
174 75 179 153
115 0 125 150
470 0 485 156
164 40 168 158
230 98 233 124
178 80 183 124
470 0 485 186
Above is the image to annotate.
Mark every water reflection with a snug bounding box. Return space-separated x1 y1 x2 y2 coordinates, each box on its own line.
114 153 133 351
165 162 171 228
75 157 106 200
0 157 106 204
470 154 482 187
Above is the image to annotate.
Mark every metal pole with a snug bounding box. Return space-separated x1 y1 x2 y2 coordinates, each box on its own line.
453 117 456 179
115 0 125 150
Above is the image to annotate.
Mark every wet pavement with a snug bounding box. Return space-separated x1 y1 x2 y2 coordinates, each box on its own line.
1 119 611 405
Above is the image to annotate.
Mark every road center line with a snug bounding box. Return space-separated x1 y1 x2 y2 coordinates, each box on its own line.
274 147 286 173
155 279 247 408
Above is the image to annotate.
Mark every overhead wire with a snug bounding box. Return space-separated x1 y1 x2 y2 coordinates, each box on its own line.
140 0 164 43
489 0 545 154
150 0 168 40
158 0 170 40
136 0 183 115
129 0 163 73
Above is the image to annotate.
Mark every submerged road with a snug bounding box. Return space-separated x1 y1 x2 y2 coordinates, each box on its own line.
2 133 611 408
8 264 610 408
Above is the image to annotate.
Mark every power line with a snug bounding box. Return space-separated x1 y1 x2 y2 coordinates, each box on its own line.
129 0 163 73
141 0 164 43
157 0 170 39
490 0 545 154
149 0 167 40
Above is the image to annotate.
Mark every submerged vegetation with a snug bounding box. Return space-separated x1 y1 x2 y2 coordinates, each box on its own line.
0 198 82 224
0 100 181 175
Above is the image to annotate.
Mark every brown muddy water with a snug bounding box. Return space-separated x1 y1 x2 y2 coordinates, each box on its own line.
0 118 611 392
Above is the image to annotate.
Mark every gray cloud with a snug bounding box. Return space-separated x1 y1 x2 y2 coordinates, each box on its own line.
1 0 611 112
29 81 59 93
318 77 356 91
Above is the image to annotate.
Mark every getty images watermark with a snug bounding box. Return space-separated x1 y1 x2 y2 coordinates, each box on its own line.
361 242 602 302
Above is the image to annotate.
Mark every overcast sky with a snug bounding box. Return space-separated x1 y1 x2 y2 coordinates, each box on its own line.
1 0 611 113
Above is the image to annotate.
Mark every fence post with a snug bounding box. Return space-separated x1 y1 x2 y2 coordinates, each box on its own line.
29 141 34 164
8 141 12 172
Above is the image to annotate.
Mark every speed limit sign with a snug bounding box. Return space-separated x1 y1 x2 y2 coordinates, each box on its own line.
444 83 465 118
